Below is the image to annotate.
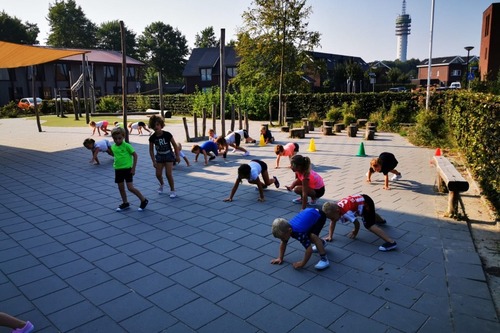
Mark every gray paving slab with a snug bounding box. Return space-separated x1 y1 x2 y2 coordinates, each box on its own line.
0 116 499 332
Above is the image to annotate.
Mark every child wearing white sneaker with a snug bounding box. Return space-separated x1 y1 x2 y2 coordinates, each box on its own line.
322 194 397 252
0 312 34 333
148 115 180 198
366 152 402 190
271 208 329 270
285 155 325 210
223 160 279 202
110 128 148 211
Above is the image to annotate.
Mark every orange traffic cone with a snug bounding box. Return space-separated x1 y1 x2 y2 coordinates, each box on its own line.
435 148 442 156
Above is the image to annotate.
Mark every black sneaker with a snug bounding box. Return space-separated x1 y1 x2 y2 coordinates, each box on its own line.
209 155 216 161
273 176 280 188
378 241 397 252
138 199 149 211
116 202 130 212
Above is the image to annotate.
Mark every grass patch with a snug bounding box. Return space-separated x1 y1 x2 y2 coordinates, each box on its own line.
24 115 182 127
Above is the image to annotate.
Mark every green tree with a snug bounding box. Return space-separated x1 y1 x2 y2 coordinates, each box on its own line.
47 0 97 48
387 67 404 84
0 11 39 44
234 0 321 94
96 20 137 57
137 22 189 84
194 26 218 48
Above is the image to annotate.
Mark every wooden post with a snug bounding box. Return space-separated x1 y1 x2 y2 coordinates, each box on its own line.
244 110 249 131
120 20 128 142
202 108 207 139
194 113 198 138
238 107 243 130
231 104 235 132
68 70 79 120
158 72 164 118
219 29 226 136
182 117 190 142
212 103 216 134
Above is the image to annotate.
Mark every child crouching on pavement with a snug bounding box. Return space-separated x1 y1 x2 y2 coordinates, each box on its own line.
83 138 112 165
321 194 397 251
271 207 330 270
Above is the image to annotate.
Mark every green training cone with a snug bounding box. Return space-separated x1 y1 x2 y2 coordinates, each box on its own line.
356 142 366 157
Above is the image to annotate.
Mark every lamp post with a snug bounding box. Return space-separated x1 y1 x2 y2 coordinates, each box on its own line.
464 46 474 89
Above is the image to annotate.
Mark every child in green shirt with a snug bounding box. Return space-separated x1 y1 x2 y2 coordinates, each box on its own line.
110 127 148 212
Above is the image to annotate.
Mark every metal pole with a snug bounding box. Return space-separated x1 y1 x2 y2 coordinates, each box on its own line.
220 28 226 135
120 20 129 142
464 46 474 89
425 0 435 110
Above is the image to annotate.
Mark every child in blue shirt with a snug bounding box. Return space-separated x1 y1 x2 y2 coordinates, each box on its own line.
191 141 219 165
271 208 329 270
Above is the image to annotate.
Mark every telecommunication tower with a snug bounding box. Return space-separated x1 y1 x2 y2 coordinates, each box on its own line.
395 0 411 61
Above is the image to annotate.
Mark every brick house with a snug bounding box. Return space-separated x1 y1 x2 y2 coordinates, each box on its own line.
480 3 500 81
416 55 478 87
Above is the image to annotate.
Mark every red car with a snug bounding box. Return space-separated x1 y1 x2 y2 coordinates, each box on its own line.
18 97 43 110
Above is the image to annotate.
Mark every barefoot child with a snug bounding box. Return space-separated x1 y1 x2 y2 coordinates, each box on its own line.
110 127 148 211
83 138 112 165
322 194 397 251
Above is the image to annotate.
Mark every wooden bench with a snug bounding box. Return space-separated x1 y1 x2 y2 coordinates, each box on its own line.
433 156 469 219
290 128 305 138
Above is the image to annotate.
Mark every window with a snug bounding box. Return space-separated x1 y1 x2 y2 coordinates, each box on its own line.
485 15 490 37
55 63 68 81
0 69 9 81
127 67 136 80
451 70 461 76
226 67 237 78
201 68 212 81
104 66 116 80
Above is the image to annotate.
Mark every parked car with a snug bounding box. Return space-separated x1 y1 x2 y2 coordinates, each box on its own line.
388 87 407 92
51 97 72 103
18 97 43 110
449 82 462 89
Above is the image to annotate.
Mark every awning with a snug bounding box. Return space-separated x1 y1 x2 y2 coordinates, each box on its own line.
0 41 88 68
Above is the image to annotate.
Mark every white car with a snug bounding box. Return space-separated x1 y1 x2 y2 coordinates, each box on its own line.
449 82 461 89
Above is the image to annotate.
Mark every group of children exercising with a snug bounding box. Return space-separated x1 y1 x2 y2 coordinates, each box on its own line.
84 116 402 272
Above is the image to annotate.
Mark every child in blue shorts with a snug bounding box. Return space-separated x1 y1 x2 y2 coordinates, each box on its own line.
271 208 329 270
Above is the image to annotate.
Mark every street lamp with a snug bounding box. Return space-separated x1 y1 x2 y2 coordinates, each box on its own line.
464 46 474 89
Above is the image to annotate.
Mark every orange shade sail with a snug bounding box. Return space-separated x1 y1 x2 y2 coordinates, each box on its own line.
0 41 88 68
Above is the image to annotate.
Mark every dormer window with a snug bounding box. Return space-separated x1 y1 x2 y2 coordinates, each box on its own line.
201 68 212 81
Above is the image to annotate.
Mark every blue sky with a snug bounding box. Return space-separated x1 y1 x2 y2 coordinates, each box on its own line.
3 0 492 62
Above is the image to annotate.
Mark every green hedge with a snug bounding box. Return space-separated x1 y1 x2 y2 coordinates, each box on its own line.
442 91 500 214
